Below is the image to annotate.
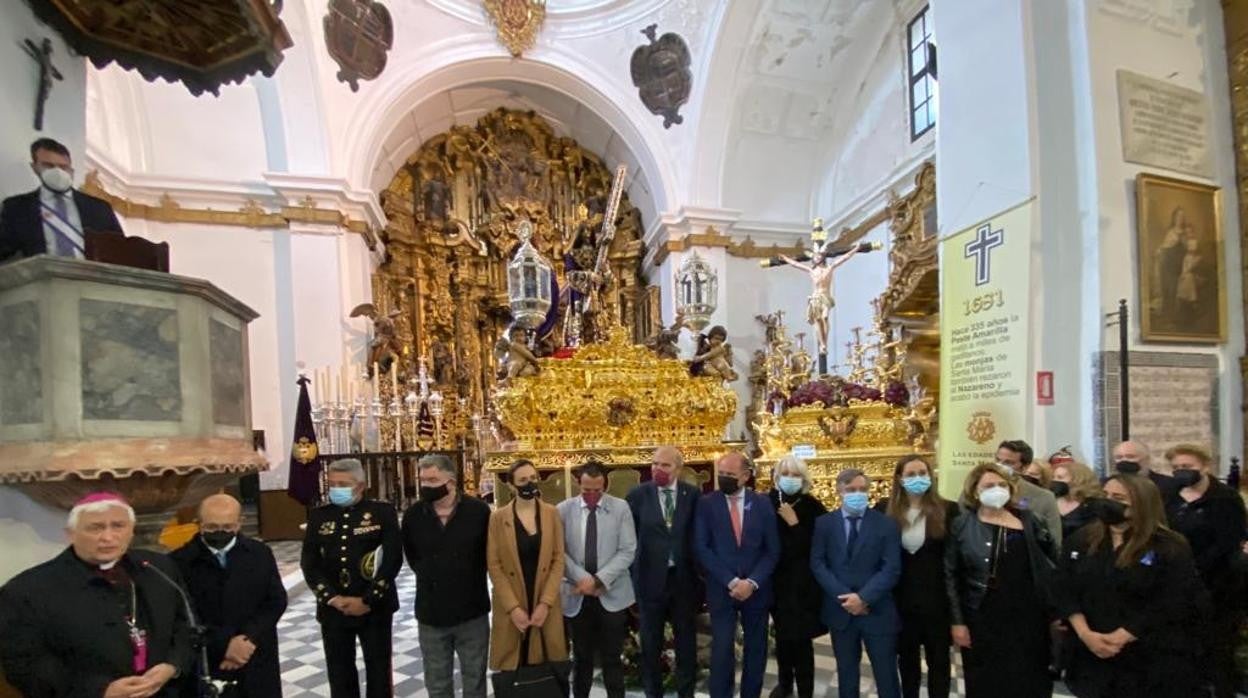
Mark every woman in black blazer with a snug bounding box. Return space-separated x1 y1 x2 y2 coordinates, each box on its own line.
877 455 960 698
768 455 828 698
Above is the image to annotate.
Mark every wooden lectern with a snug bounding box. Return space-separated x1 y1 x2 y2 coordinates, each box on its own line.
84 231 169 272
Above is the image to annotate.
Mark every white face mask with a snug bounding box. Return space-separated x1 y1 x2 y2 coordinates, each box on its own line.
39 166 73 193
978 485 1011 509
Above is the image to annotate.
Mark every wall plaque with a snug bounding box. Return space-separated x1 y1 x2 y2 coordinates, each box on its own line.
1117 70 1213 178
1095 350 1220 469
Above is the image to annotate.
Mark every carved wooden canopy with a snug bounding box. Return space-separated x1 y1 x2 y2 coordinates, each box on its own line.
26 0 292 96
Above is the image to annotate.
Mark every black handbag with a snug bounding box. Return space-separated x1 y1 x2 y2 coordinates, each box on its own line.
490 628 572 698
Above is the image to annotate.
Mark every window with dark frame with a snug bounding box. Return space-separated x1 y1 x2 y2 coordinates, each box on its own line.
908 6 935 140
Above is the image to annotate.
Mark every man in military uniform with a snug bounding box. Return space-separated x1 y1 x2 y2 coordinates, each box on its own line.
301 458 402 698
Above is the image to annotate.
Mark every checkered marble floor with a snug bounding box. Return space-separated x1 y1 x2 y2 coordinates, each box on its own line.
271 543 1075 698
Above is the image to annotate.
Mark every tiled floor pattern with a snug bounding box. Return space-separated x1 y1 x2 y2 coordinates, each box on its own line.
272 542 1076 698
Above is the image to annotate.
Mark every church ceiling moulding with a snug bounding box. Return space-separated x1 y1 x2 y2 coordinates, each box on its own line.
324 0 394 92
375 107 654 426
80 173 378 248
650 225 808 268
631 24 692 129
485 0 547 56
24 0 292 96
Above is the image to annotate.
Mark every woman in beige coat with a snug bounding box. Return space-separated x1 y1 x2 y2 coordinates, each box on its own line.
487 459 568 671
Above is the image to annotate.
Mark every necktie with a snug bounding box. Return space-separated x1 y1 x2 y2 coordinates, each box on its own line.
584 506 598 575
662 488 675 527
215 551 228 569
847 516 861 559
51 194 80 258
729 496 743 545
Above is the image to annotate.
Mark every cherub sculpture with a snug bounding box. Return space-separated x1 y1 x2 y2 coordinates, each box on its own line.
349 303 404 377
690 325 738 382
494 326 541 384
645 312 684 360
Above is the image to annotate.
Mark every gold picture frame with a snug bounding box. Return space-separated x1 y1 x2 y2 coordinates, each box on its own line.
1135 173 1226 343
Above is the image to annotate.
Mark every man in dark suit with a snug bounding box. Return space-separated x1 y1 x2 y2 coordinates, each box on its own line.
1112 439 1178 499
694 451 780 698
171 493 287 697
811 468 902 698
626 445 701 698
0 137 123 262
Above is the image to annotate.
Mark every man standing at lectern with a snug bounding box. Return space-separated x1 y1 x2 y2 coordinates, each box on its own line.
0 137 123 262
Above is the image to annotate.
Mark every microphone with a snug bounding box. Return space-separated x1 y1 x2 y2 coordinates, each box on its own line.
139 559 234 697
759 240 882 268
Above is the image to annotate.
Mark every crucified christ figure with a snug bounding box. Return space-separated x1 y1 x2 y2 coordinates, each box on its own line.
775 245 865 357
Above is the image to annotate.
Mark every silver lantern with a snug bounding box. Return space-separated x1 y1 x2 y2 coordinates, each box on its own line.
674 251 717 333
506 220 553 329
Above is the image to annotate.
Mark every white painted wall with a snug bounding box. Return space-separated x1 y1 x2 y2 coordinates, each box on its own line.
0 2 89 583
0 3 86 197
934 0 1242 471
1080 0 1243 468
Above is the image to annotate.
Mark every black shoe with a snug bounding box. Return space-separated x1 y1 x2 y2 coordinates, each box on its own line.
770 684 794 698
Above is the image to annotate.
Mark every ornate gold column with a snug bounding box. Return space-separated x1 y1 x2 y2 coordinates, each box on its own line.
1224 1 1248 466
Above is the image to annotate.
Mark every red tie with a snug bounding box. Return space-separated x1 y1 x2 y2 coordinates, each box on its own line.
729 496 742 545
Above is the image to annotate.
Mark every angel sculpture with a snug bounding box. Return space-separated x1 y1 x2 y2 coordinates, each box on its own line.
645 312 684 360
690 325 738 382
494 326 541 384
349 303 404 377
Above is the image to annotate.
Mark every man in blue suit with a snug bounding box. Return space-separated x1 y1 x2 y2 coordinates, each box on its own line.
694 451 780 698
627 445 701 698
810 468 901 698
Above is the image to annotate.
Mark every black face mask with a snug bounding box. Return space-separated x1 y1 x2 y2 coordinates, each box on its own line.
1115 460 1142 475
718 475 742 496
515 482 541 500
202 531 237 550
1089 498 1128 526
1021 474 1041 487
1049 481 1071 499
1173 469 1203 488
420 483 450 502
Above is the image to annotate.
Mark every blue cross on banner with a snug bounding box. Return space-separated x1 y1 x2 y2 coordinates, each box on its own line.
964 223 1004 286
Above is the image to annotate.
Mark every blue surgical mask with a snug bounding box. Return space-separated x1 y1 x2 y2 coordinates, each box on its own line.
902 475 932 495
777 476 803 496
328 486 357 507
842 491 869 514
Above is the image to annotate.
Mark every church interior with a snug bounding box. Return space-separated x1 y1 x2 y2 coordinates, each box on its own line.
3 0 1248 696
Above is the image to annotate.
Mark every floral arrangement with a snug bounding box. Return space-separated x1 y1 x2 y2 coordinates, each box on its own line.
780 376 910 410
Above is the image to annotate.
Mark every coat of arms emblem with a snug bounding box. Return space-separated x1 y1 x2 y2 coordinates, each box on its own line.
484 0 546 57
323 0 394 92
292 436 319 465
966 411 996 445
630 25 692 129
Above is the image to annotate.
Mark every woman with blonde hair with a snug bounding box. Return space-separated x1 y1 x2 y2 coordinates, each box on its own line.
1050 461 1101 540
946 463 1057 698
877 456 959 698
1023 462 1053 488
767 455 827 698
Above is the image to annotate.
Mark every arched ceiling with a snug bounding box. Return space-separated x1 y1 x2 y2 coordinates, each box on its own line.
718 0 906 223
370 79 658 226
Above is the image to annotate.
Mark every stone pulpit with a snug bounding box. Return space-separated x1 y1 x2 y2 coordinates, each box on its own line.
0 256 267 539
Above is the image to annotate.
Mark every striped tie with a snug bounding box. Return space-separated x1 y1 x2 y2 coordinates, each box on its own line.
49 194 82 258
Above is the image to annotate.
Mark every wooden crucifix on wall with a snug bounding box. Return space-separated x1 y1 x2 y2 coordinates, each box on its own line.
21 37 63 131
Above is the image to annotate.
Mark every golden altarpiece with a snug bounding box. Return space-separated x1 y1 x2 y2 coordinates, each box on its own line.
368 109 670 484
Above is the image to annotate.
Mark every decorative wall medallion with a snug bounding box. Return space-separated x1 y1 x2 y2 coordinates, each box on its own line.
630 24 692 128
324 0 395 92
484 0 546 57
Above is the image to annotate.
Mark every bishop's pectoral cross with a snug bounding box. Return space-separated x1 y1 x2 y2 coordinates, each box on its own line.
22 38 63 132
